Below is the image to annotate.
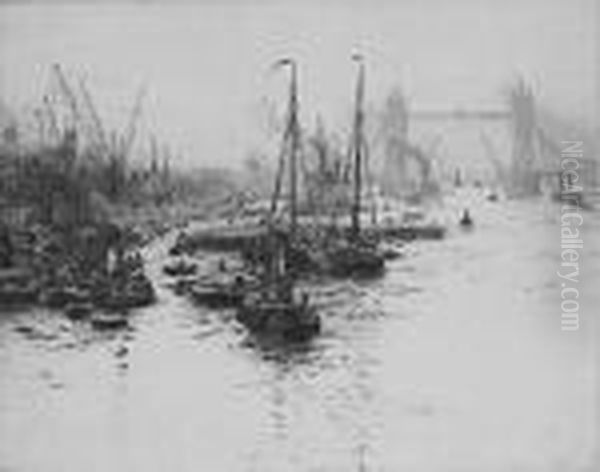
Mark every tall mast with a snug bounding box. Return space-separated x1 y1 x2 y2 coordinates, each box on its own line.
288 60 299 236
269 58 300 235
351 54 365 237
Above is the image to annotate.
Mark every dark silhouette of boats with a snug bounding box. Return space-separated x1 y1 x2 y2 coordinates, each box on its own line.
162 257 197 277
320 54 385 278
90 310 129 330
0 268 38 306
38 266 154 319
41 285 85 308
236 228 320 341
64 301 94 320
189 272 256 309
326 246 384 277
235 59 321 341
237 280 320 342
94 272 155 311
378 240 404 260
0 284 37 306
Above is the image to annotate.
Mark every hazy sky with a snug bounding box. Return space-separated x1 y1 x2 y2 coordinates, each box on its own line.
0 0 596 168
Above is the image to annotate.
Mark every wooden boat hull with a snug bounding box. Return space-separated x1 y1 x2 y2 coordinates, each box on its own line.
162 260 198 277
64 302 94 320
379 244 404 260
0 285 38 306
378 225 446 241
189 284 244 308
0 269 38 306
322 245 385 278
97 278 155 311
237 299 320 341
41 287 91 308
91 312 129 330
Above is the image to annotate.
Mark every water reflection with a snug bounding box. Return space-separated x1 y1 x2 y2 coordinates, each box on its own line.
0 196 597 471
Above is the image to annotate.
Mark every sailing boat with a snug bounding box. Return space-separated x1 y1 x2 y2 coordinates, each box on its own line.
236 59 320 342
236 225 320 341
321 54 385 278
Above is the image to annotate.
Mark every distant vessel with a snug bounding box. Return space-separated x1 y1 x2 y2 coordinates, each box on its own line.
459 208 474 227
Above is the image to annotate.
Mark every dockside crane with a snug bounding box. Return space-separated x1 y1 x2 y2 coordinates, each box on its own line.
120 85 147 161
77 75 109 156
42 95 60 143
50 63 83 137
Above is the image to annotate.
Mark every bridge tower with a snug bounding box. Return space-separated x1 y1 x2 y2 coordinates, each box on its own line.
508 78 542 196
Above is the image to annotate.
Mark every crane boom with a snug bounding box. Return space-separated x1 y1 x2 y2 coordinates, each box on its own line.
121 85 146 158
77 76 108 154
42 95 60 140
51 63 83 129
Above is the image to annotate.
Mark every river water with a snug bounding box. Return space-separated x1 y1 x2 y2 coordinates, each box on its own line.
0 190 597 472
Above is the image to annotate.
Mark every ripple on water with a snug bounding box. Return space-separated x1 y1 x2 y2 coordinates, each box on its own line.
1 199 597 471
